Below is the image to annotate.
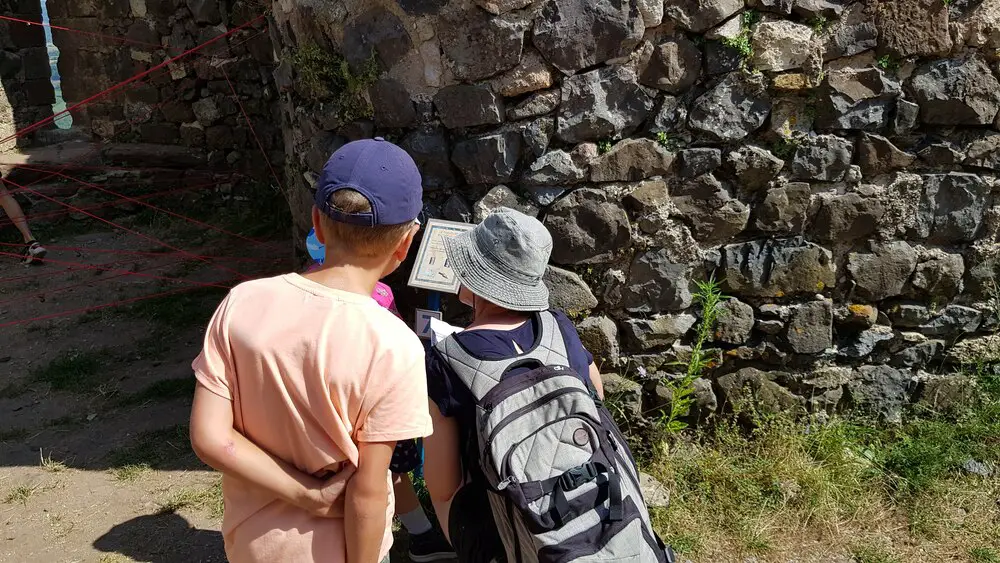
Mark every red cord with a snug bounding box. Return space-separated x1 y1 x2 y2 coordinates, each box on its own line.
0 15 164 49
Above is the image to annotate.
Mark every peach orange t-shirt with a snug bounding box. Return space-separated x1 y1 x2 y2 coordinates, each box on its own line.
192 273 432 563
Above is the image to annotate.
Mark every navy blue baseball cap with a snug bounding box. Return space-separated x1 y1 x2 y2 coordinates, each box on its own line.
314 137 423 226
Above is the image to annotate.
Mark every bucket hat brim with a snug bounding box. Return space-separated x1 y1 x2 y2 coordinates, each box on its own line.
444 230 550 312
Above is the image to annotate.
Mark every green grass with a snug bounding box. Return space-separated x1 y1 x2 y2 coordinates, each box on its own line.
647 363 1000 559
972 547 1000 563
30 349 111 392
4 484 39 505
106 424 196 478
851 544 900 563
158 479 224 519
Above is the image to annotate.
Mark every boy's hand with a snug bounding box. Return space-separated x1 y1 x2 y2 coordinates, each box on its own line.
306 465 357 518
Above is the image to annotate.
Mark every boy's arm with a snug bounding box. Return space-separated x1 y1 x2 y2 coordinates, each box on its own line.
190 383 355 517
345 440 395 563
588 363 605 400
424 401 463 542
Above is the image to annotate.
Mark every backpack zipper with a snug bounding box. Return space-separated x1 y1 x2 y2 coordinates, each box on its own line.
485 388 592 449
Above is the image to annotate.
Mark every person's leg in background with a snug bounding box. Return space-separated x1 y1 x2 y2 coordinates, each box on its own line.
391 439 455 562
0 181 46 264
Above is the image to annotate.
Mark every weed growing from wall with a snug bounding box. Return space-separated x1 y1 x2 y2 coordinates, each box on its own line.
660 277 727 434
289 44 380 123
722 10 760 66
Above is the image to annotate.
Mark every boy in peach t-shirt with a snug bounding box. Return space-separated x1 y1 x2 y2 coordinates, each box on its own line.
189 138 432 563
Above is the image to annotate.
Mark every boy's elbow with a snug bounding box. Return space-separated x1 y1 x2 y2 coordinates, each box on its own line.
189 424 229 466
347 474 390 513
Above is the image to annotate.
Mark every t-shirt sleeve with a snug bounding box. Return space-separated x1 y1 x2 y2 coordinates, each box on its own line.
356 335 433 443
192 292 237 401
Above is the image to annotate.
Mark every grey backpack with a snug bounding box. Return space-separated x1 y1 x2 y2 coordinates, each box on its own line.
434 311 676 563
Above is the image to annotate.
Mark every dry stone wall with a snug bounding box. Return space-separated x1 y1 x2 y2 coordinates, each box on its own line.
39 0 283 178
0 0 56 150
271 0 1000 425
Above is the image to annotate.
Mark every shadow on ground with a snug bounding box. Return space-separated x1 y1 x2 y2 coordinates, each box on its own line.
94 512 226 563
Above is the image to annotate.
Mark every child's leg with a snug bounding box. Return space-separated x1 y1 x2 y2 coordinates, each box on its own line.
0 183 35 243
393 472 432 535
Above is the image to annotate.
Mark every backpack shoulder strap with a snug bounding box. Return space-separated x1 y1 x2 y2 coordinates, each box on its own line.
433 311 573 401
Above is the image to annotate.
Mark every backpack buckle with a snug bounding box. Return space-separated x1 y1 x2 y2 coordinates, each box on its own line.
559 462 599 492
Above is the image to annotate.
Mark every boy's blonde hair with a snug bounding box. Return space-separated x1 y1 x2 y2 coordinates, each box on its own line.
318 189 414 258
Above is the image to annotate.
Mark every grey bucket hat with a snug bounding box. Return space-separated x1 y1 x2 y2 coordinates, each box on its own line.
443 207 553 312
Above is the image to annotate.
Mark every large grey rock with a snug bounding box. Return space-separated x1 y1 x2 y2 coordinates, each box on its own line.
434 85 504 129
919 305 982 336
640 37 702 93
545 266 598 315
847 241 918 301
508 89 561 121
665 0 744 32
625 314 698 349
717 368 805 413
788 301 833 354
601 372 642 416
689 73 772 142
920 173 990 244
474 185 539 222
912 252 964 300
192 98 220 126
754 182 811 234
792 134 853 182
590 139 675 182
834 304 879 330
452 132 521 185
704 40 743 76
557 67 655 143
494 51 554 97
875 0 953 58
440 8 527 81
811 193 885 244
343 8 413 71
672 173 749 244
621 249 693 312
370 79 415 128
948 334 1000 365
546 188 631 265
721 238 837 297
859 134 916 176
648 96 688 133
752 21 819 72
910 58 1000 126
823 3 877 59
520 117 555 158
523 150 588 186
715 298 755 345
578 316 621 366
474 0 534 14
848 365 912 422
442 194 473 223
815 68 901 131
894 339 945 368
748 0 794 13
894 100 920 135
622 180 671 233
793 0 846 18
963 133 1000 170
839 325 895 359
187 0 221 24
532 0 645 74
887 303 933 328
401 127 456 190
679 148 722 179
724 146 784 190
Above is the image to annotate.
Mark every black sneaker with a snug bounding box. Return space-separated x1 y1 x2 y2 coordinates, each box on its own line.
407 529 455 562
21 241 46 265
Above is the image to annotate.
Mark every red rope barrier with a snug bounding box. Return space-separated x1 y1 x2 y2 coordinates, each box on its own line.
0 15 164 49
0 250 233 288
0 14 266 146
221 64 285 193
2 177 252 280
24 168 283 250
0 285 222 329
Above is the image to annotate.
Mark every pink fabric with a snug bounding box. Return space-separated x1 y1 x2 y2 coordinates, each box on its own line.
372 281 398 316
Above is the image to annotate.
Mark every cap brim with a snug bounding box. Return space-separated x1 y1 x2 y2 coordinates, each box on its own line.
444 231 550 312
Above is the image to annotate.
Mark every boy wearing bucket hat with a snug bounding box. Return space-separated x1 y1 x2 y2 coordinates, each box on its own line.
422 208 606 560
189 138 433 563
